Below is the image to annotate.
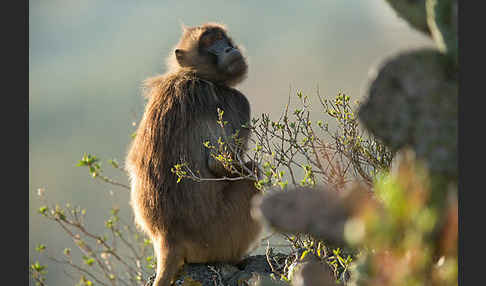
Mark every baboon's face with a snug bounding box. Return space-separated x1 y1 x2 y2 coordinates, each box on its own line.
198 28 247 76
174 25 247 84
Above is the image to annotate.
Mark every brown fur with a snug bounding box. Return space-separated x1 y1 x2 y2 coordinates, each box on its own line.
125 23 261 286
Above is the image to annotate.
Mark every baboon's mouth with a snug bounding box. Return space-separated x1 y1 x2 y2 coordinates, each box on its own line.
226 57 246 74
221 49 243 67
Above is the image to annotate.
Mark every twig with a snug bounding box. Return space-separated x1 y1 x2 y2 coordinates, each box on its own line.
265 241 278 275
208 265 224 286
48 255 110 286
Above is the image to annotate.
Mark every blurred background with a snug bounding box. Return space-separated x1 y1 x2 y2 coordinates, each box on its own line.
29 0 434 285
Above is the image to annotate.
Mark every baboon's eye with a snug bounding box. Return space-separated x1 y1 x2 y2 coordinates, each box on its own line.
201 35 213 47
215 31 223 40
201 31 224 48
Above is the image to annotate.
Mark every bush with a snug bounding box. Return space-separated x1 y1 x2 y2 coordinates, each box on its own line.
168 91 394 283
31 155 155 286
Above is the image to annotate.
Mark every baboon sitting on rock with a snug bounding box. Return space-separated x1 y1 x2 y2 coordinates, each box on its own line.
125 23 262 286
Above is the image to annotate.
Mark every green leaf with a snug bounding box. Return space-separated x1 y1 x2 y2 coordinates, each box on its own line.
76 161 86 167
105 219 114 229
83 256 95 266
31 261 46 272
35 244 46 252
110 208 120 216
108 159 119 168
38 206 48 215
300 249 310 261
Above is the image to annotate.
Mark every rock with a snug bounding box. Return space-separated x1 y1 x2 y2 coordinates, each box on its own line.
358 49 457 178
253 188 350 246
253 185 374 247
426 0 458 65
291 260 338 286
144 255 287 286
287 252 338 286
384 0 430 35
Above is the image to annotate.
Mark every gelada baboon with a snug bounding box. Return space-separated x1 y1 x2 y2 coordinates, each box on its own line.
125 23 262 286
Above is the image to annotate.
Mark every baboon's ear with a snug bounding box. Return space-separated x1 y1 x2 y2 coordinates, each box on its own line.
175 49 185 65
180 22 188 32
178 20 188 34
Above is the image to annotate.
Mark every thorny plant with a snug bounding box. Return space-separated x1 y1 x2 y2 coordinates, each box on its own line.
345 152 458 286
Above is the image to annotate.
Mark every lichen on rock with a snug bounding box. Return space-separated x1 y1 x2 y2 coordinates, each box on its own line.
358 49 457 178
